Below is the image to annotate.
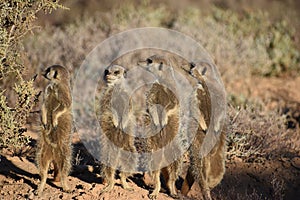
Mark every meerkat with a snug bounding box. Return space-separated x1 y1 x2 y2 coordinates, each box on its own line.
36 65 73 196
138 55 182 199
98 64 136 194
181 62 226 200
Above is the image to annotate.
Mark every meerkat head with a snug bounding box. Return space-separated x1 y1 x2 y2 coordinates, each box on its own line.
137 55 171 76
103 64 127 86
189 62 207 78
43 65 70 84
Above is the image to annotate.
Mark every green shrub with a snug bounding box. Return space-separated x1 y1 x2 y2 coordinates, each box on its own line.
0 0 65 154
211 7 300 76
175 6 300 77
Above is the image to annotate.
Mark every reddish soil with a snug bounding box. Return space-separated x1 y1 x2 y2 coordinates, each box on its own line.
1 149 300 200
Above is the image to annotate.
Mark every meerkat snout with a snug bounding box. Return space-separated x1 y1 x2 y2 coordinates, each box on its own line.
103 64 127 86
189 62 207 77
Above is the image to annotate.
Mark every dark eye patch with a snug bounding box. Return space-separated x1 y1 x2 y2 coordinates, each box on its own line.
158 62 163 71
53 70 58 79
201 66 207 75
114 71 120 75
190 62 196 69
43 67 51 79
147 58 153 64
104 69 109 76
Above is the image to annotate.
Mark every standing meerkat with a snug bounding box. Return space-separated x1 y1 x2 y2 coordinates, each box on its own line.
36 65 73 196
138 55 182 199
98 64 136 194
181 62 226 200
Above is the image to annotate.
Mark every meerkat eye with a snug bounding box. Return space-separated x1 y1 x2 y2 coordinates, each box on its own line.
104 69 109 76
146 58 153 64
114 71 120 75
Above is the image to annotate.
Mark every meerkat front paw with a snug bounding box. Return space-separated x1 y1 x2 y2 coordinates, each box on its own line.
111 108 119 128
52 119 58 129
148 105 160 127
42 123 47 130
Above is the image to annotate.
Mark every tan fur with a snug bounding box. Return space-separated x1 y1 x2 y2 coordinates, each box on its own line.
99 65 136 195
138 56 182 199
36 65 72 196
181 63 226 200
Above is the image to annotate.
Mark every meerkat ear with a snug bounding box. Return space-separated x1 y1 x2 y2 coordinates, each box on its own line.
123 69 127 78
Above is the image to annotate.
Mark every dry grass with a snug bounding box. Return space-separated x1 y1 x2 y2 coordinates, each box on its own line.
227 104 300 162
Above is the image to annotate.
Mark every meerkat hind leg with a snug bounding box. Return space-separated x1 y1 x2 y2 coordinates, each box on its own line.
53 161 60 182
100 168 115 195
120 172 134 191
181 167 195 196
60 167 71 193
55 158 71 193
166 171 178 198
36 157 51 196
148 170 161 200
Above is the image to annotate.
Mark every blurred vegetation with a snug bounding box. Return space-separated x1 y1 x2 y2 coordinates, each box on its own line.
25 3 300 79
177 6 300 77
211 8 300 76
0 0 65 154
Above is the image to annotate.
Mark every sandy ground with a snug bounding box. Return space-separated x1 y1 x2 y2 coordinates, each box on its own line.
1 150 300 200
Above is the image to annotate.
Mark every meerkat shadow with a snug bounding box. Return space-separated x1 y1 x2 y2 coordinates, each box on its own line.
127 173 185 196
0 155 39 190
128 173 152 190
70 141 104 184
